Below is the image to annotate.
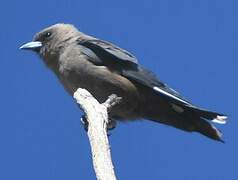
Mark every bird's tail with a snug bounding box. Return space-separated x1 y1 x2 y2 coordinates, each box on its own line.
192 116 224 142
180 106 225 142
182 105 227 142
144 102 227 142
183 105 227 125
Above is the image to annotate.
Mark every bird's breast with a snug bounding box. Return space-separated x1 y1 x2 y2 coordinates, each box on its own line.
58 59 141 120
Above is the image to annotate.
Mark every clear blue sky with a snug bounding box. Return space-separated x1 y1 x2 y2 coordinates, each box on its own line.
0 0 237 179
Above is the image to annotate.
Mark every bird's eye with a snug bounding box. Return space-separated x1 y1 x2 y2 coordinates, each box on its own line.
44 32 52 38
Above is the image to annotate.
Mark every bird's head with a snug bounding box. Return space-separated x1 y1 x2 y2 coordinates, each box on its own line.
20 23 80 67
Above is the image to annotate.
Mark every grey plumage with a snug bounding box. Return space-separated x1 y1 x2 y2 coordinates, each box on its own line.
20 23 227 142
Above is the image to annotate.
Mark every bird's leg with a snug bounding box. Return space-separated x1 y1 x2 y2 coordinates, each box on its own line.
102 94 122 136
81 115 116 133
106 118 117 136
80 94 121 133
80 115 89 132
107 118 117 130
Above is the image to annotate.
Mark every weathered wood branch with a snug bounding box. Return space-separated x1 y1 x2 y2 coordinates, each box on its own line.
74 88 121 180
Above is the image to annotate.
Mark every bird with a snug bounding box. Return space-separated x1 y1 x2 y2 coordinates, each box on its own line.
20 23 227 142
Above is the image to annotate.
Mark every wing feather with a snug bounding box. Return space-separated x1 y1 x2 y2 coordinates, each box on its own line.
79 39 138 65
78 38 190 105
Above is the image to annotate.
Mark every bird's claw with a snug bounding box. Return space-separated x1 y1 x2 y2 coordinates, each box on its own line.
106 118 117 137
107 118 117 131
80 115 88 132
80 115 117 135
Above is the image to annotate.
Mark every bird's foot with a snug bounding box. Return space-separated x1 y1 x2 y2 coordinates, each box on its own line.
107 118 117 131
80 115 117 135
80 115 88 132
106 118 117 136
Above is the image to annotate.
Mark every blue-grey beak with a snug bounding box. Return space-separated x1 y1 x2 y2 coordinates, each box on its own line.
19 41 42 50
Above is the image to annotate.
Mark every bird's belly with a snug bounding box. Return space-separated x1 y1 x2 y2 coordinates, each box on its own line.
59 66 141 120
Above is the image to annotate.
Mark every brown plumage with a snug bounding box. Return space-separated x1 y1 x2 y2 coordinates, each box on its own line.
20 23 227 142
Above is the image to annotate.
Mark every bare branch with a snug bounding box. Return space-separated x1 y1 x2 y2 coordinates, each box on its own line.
74 88 118 180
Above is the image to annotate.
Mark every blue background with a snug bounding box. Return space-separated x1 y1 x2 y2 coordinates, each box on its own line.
0 0 237 179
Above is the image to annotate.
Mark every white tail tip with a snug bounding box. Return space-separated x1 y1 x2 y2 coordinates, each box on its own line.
212 115 227 124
